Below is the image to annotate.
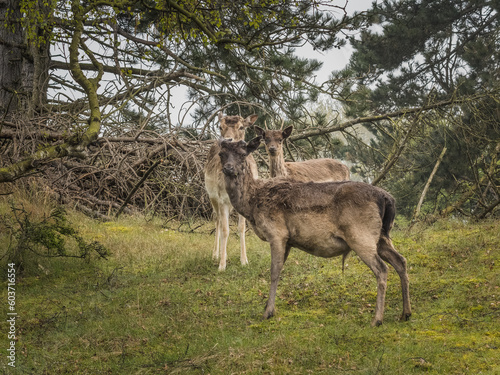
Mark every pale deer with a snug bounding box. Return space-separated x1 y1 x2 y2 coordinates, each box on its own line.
255 125 350 181
218 137 411 326
204 113 258 271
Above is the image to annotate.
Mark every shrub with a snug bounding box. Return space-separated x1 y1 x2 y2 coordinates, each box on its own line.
1 203 109 275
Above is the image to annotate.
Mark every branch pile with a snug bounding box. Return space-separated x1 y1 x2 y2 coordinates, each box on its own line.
1 118 213 220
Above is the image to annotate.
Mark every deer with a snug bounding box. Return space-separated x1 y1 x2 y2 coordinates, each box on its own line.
204 113 259 271
255 125 350 182
218 137 412 326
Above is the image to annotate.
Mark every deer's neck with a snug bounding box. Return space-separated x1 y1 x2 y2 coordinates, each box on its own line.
269 151 288 178
223 161 258 222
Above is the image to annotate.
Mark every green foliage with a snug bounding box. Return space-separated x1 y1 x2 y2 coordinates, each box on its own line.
336 0 500 219
17 0 57 47
347 0 500 107
1 203 109 274
111 0 350 125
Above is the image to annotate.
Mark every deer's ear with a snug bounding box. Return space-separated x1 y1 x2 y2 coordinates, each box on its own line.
246 136 262 154
218 112 224 122
244 115 258 127
219 138 232 147
282 125 293 139
254 126 265 137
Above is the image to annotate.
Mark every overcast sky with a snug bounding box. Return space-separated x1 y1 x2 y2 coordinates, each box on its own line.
299 0 376 81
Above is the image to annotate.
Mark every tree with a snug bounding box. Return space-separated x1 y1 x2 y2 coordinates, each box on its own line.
337 0 500 218
0 0 358 218
4 0 496 220
0 0 53 116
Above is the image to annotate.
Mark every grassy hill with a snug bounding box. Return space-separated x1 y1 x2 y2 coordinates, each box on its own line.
1 189 499 374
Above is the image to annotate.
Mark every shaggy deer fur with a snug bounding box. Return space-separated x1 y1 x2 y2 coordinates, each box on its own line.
204 113 258 270
218 137 411 326
255 126 350 181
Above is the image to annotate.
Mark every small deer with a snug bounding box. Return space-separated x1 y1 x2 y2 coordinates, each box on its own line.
255 125 350 181
218 137 411 326
204 113 258 271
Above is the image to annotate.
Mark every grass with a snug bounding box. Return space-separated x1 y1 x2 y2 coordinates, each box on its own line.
0 191 499 374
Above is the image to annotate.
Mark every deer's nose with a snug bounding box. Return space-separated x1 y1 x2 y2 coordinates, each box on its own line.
268 146 277 155
222 165 237 177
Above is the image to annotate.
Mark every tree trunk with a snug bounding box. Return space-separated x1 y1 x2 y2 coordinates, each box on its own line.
412 146 447 220
0 0 50 119
0 0 26 117
0 0 100 183
28 0 51 114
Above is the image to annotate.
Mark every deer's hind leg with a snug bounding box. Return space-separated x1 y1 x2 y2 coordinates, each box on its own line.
347 236 388 327
377 236 411 322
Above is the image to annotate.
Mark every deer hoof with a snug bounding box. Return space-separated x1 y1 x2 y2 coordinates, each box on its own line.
371 319 383 327
262 311 274 320
263 305 275 320
401 312 412 321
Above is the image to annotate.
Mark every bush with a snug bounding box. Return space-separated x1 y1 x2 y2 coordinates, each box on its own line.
1 203 109 275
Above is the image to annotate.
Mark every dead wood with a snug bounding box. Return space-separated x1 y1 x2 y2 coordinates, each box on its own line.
1 118 213 220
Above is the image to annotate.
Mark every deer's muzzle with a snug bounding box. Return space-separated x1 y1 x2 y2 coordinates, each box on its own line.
222 165 237 177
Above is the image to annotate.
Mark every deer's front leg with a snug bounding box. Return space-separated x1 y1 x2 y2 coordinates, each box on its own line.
210 199 220 260
263 241 289 319
218 204 230 271
238 214 248 266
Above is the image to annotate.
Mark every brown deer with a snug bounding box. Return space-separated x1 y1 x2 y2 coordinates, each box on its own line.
255 125 350 181
204 113 258 271
218 137 411 326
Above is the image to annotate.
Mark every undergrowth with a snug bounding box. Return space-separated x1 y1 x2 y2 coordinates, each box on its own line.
1 203 109 275
0 188 498 374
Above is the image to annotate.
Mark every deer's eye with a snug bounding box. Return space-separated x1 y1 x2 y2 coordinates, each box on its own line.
239 126 244 130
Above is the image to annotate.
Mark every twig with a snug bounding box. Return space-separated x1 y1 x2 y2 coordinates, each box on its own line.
115 159 162 218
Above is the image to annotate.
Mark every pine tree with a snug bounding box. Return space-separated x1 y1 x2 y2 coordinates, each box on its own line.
0 0 355 182
339 0 500 218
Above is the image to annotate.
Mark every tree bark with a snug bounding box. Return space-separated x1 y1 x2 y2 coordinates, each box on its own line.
412 146 447 220
0 0 27 117
0 0 102 183
0 0 51 118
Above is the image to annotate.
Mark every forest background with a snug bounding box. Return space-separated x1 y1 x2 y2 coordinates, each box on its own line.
1 0 498 222
0 1 499 373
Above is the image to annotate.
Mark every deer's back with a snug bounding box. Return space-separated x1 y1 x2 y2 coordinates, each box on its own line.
284 158 349 182
253 180 392 229
256 180 385 212
247 180 394 255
